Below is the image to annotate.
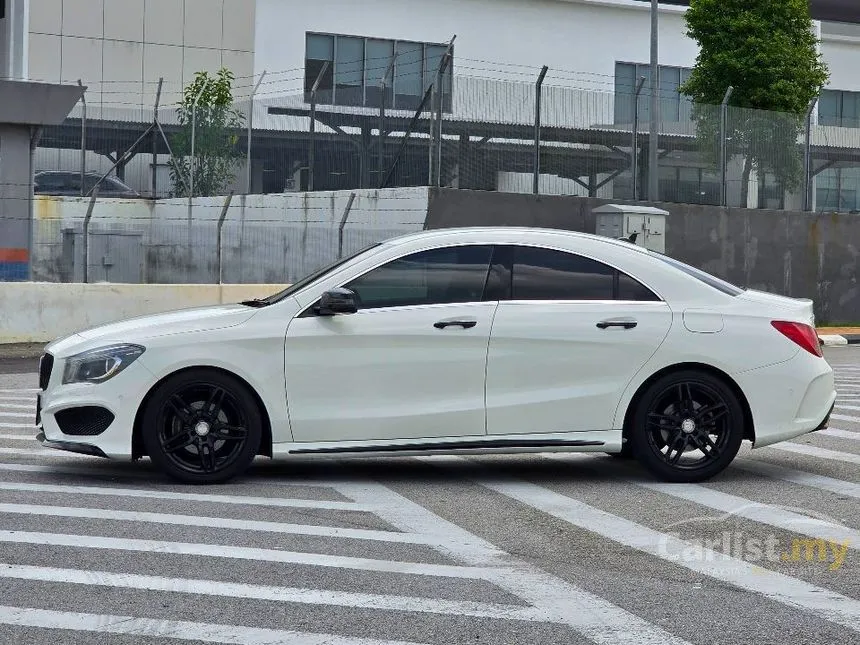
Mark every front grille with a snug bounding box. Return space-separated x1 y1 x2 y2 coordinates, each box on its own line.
55 406 115 436
39 353 54 390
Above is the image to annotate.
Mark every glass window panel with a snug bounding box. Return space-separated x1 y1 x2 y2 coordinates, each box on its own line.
305 34 334 102
512 247 614 301
344 245 494 309
335 36 364 106
424 44 446 91
819 90 840 127
659 66 681 122
365 39 395 108
618 272 660 301
635 64 653 123
614 62 636 124
816 168 841 210
394 41 424 110
842 91 860 128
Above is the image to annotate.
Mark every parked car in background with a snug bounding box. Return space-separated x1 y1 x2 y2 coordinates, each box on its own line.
34 171 141 199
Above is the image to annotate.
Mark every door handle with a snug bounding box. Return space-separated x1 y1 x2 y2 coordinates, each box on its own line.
596 319 638 330
434 319 478 329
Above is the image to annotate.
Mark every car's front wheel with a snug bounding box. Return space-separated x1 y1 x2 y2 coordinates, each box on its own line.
630 370 744 483
142 369 263 484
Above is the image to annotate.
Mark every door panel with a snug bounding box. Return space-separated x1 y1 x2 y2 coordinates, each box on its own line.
285 303 497 443
486 301 672 435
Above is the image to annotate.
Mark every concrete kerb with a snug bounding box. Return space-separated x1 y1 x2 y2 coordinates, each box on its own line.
819 334 860 347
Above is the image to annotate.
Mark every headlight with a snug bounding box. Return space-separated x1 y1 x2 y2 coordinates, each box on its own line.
62 344 145 385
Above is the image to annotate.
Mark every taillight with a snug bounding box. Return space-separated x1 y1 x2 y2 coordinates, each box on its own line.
771 321 823 357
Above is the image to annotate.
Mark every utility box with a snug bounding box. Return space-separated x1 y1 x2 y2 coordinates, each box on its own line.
592 204 668 254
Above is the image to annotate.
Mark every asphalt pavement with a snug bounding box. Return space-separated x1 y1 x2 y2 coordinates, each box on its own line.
0 349 858 645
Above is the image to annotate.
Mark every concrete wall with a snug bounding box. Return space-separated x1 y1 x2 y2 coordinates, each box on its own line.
0 282 288 343
425 187 860 324
30 186 429 284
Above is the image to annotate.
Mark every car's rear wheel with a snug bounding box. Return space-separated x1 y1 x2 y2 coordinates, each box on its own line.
142 369 262 484
630 370 744 483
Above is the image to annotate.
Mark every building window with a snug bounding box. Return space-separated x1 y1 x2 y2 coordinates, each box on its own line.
304 33 452 111
614 62 693 124
817 167 860 213
819 90 860 128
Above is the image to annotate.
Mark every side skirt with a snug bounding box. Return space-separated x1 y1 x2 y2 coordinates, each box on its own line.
272 430 623 458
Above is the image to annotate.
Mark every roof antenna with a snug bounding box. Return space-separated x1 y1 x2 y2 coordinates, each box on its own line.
618 232 639 244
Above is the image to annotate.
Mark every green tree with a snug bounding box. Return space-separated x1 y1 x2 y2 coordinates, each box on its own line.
680 0 829 207
169 68 245 198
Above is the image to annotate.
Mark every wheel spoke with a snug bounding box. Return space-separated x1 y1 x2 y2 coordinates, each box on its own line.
199 440 216 472
694 432 721 459
205 387 226 421
695 402 729 426
667 436 688 465
167 394 194 424
162 432 196 454
647 412 677 429
212 425 247 441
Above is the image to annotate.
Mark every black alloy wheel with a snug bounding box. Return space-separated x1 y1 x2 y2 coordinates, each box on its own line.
630 370 744 483
142 369 263 484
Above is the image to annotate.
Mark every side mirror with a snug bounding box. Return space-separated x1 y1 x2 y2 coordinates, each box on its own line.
316 288 358 316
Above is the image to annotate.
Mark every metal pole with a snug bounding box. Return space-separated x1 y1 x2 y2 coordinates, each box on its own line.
246 71 266 194
533 65 549 195
152 78 163 199
216 191 234 284
648 0 659 201
308 61 330 192
631 76 646 201
719 85 734 207
430 36 456 187
338 192 357 259
803 98 818 212
378 54 396 185
78 80 86 197
82 187 98 283
382 84 435 189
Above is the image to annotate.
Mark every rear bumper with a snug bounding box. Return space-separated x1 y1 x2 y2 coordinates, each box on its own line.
734 350 836 449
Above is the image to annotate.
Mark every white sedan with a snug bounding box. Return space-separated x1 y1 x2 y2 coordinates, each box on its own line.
36 227 836 484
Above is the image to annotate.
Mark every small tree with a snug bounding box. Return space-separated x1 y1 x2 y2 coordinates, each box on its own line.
681 0 829 206
169 68 244 198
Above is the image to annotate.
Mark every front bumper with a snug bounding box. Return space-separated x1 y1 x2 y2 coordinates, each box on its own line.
37 355 153 460
36 431 108 458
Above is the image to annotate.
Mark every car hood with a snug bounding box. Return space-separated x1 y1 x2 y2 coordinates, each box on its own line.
738 289 816 325
46 304 258 357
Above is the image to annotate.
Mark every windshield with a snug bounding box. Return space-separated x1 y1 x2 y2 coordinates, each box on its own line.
246 243 384 306
649 251 745 297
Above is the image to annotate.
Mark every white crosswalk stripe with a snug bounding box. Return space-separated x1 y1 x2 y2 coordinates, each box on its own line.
420 456 860 633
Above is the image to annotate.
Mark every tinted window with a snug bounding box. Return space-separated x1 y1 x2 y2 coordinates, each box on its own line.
650 252 744 296
344 245 493 310
618 272 661 301
512 247 614 300
511 246 660 302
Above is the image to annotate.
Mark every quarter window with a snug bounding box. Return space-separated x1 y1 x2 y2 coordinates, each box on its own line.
511 246 660 302
343 245 493 310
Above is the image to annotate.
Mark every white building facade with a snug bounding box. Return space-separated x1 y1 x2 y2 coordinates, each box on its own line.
2 0 859 209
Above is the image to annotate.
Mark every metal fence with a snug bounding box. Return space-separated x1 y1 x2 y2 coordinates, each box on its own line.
13 63 860 285
32 69 860 211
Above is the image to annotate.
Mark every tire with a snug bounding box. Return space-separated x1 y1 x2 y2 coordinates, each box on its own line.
629 370 744 483
141 369 263 484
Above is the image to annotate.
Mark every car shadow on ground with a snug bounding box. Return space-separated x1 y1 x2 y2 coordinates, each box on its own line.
26 448 762 487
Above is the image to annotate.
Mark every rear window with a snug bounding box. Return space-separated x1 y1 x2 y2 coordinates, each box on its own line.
650 252 745 296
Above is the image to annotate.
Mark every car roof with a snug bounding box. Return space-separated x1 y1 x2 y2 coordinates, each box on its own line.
382 226 651 254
